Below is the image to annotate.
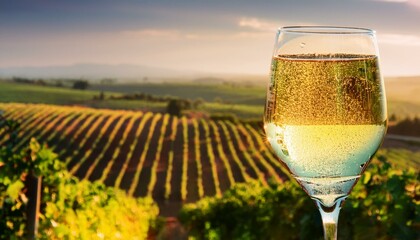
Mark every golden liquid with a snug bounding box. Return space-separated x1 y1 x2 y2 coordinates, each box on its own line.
264 54 387 206
265 54 387 125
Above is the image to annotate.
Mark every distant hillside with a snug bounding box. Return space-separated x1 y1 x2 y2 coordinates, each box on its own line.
385 76 420 104
0 63 186 80
193 77 226 84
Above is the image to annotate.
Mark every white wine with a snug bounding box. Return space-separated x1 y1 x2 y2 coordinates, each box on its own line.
265 124 386 206
264 54 387 207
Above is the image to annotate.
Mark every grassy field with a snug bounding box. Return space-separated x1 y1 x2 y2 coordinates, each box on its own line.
90 82 266 105
0 81 101 104
1 79 419 119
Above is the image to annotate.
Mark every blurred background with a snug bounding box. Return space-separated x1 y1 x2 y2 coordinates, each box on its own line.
0 0 419 239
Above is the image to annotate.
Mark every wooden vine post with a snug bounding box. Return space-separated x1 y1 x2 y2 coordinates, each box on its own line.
25 172 42 240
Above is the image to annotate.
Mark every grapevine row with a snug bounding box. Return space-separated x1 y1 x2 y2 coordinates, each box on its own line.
147 114 170 197
128 114 162 196
0 103 289 207
164 116 178 199
99 113 140 182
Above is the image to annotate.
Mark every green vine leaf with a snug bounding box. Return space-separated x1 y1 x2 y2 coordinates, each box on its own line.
6 180 24 201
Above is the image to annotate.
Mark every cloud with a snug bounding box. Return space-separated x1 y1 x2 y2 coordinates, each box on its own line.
407 0 420 8
238 17 278 32
238 17 316 33
120 27 272 42
378 33 420 46
121 29 181 39
373 0 407 2
372 0 420 9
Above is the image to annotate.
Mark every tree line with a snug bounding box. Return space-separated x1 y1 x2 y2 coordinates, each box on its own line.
10 77 90 90
388 116 420 137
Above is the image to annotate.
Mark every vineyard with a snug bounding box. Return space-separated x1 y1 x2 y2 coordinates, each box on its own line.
0 103 289 215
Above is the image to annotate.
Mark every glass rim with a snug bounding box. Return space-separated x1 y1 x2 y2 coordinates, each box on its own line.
279 26 375 35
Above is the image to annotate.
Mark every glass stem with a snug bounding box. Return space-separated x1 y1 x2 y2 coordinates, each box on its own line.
315 198 344 240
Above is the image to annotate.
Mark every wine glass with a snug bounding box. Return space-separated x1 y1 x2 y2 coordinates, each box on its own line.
264 26 387 240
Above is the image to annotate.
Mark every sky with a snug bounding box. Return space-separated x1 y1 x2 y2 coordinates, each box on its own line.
0 0 420 77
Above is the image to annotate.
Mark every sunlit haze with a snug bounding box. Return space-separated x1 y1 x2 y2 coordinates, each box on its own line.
1 0 420 77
